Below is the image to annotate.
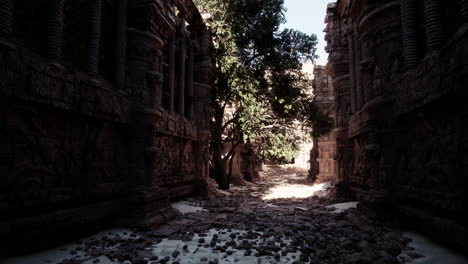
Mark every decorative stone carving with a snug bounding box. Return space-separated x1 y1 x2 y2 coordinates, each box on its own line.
310 65 337 183
1 0 215 254
424 0 442 52
326 0 468 253
353 27 364 109
401 0 418 68
177 18 187 116
461 0 468 22
48 0 65 62
0 0 14 47
186 45 195 119
115 0 127 89
361 34 375 103
365 121 380 188
168 31 176 113
364 64 374 102
347 27 358 113
87 0 102 76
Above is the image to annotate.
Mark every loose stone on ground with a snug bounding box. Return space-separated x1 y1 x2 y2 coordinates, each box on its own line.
3 166 467 264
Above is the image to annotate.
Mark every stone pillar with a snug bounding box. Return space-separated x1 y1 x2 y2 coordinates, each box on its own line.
47 0 65 62
361 34 374 102
461 0 468 22
114 0 127 89
365 66 374 102
87 0 102 76
347 28 357 113
195 26 212 128
168 32 176 113
186 44 194 119
424 0 442 52
177 21 186 116
360 34 370 62
401 0 418 68
365 121 380 189
353 28 364 109
153 54 163 108
0 0 14 46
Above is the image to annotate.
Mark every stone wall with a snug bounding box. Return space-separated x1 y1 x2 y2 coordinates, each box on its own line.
310 65 337 183
0 0 214 256
325 0 468 252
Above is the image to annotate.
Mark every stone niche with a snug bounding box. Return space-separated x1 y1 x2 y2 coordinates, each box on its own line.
0 0 214 256
325 0 468 253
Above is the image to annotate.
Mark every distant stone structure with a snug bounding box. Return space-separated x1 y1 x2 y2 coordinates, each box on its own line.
0 0 214 255
325 0 468 252
295 141 313 169
309 65 337 183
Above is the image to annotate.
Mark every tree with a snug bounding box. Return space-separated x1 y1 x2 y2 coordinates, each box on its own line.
194 0 333 189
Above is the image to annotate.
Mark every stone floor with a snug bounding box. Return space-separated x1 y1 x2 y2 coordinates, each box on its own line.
3 166 468 264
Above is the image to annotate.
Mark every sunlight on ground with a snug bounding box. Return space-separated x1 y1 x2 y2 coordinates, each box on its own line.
326 201 358 213
262 182 331 200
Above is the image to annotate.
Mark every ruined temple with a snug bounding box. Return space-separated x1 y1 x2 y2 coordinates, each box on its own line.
325 0 468 251
0 0 214 254
2 0 468 262
310 65 337 183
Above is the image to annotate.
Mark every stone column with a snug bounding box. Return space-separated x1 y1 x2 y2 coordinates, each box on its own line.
88 0 102 76
168 32 176 113
401 0 418 68
461 0 468 22
48 0 65 62
353 28 364 109
114 0 127 89
424 0 442 52
361 34 374 102
195 28 214 128
186 44 194 119
347 28 357 113
153 55 163 108
177 21 186 116
360 34 370 62
0 0 14 46
365 121 380 189
365 66 374 102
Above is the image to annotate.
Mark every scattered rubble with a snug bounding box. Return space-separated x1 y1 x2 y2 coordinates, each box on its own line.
3 166 467 264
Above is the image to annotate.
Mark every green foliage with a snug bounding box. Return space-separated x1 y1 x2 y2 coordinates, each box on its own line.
195 0 333 164
299 99 335 138
261 131 300 164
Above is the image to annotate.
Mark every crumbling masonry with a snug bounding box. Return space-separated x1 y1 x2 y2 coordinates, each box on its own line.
0 0 214 254
324 0 468 252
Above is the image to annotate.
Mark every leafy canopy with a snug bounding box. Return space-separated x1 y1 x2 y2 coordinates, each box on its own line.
195 0 333 163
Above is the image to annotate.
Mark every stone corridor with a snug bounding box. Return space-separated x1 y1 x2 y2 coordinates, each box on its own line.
1 0 468 262
3 166 467 264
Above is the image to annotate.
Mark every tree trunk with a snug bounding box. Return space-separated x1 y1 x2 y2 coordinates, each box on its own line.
211 103 230 190
212 141 230 190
